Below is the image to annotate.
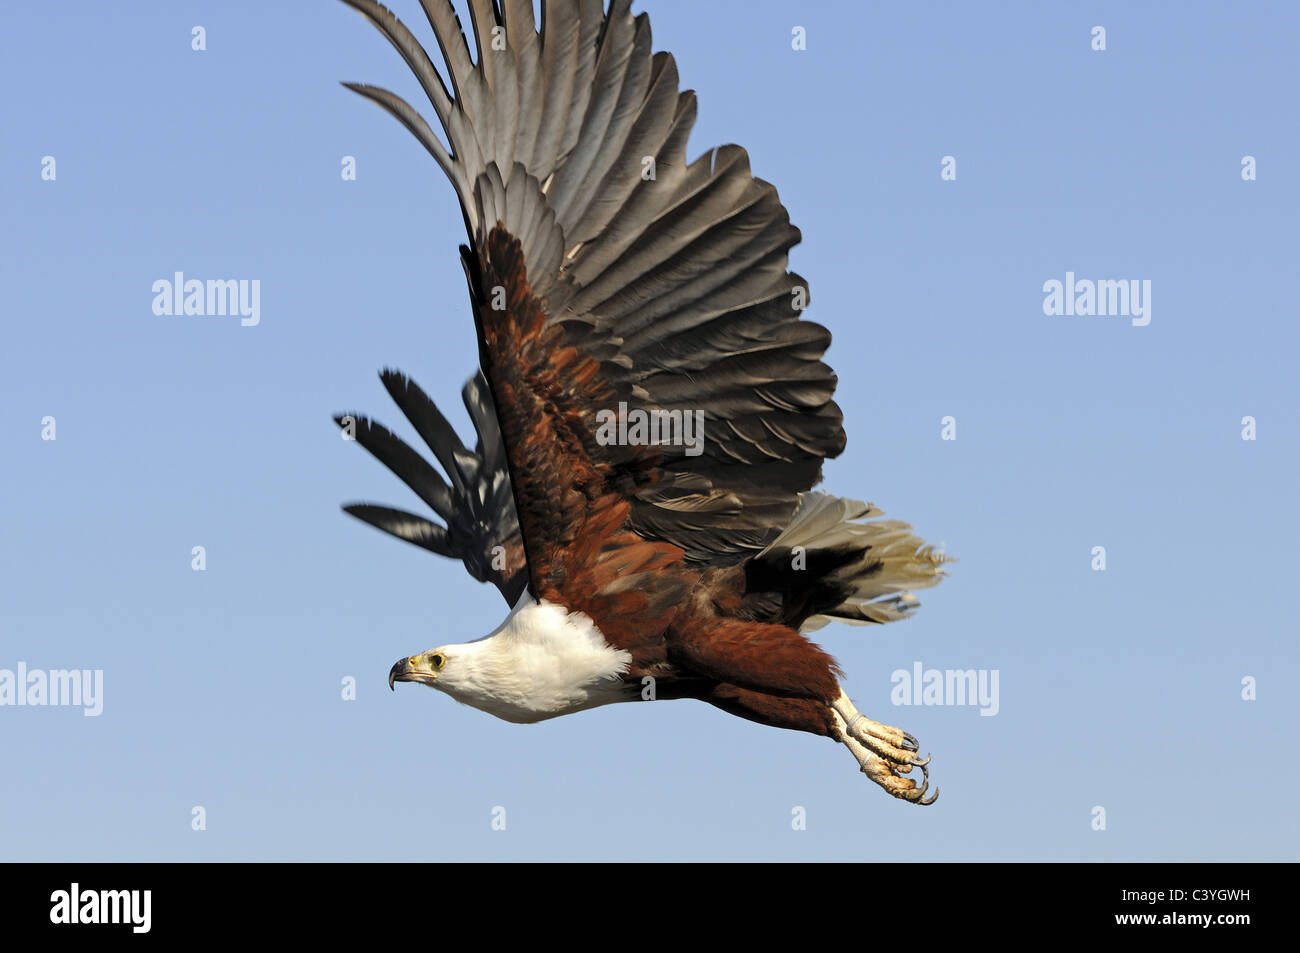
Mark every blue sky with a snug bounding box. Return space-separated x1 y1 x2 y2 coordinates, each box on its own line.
1 0 1296 860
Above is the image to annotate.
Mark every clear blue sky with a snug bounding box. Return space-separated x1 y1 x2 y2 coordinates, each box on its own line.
2 0 1296 860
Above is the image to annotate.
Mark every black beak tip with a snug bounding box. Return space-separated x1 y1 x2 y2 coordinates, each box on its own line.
388 658 406 692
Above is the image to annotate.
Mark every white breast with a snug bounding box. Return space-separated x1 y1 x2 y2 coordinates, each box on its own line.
436 597 636 723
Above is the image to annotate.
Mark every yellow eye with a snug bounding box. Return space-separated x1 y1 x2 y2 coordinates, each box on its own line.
430 653 446 670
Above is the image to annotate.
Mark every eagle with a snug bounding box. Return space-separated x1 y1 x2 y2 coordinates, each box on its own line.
335 0 950 804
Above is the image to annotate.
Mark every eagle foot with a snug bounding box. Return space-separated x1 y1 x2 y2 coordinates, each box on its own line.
844 714 930 768
861 754 939 805
833 698 939 805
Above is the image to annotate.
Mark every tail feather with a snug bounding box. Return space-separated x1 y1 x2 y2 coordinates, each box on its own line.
748 492 950 632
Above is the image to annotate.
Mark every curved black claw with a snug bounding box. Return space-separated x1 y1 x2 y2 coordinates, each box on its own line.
911 757 930 792
898 756 937 805
901 731 920 752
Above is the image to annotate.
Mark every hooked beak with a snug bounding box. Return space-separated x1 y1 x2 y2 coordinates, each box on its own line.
389 654 436 691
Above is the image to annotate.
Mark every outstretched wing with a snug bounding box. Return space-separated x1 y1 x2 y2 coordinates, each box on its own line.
337 369 527 606
341 0 846 611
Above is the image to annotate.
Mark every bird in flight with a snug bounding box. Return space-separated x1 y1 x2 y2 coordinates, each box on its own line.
336 0 950 804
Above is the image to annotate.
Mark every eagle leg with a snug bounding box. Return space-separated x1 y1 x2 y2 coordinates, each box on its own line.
668 617 843 701
832 691 939 805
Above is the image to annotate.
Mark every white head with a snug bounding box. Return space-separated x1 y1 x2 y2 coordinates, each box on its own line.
387 597 635 723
